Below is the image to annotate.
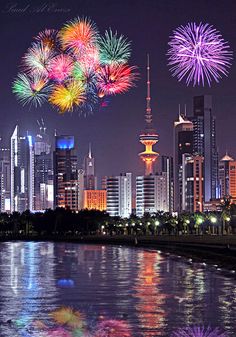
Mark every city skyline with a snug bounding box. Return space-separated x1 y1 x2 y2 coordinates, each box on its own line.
1 0 236 182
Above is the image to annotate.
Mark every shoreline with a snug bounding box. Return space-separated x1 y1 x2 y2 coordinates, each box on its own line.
1 234 236 270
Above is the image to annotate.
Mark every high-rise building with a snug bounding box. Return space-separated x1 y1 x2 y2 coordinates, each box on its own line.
0 145 10 212
106 173 132 218
84 190 107 211
173 114 193 212
229 161 236 203
219 153 234 198
136 173 169 217
191 95 218 201
10 126 33 213
34 122 53 210
84 143 97 190
139 55 158 175
182 154 204 212
161 155 174 213
53 135 78 209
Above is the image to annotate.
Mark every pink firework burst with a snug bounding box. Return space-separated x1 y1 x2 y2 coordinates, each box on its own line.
97 64 138 95
171 326 227 337
167 22 233 86
94 319 132 337
48 54 74 82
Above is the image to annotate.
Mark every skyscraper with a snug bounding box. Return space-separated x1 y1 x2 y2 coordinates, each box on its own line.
173 114 193 212
139 55 158 175
136 173 169 217
229 161 236 203
34 121 53 210
219 152 234 198
0 143 10 213
161 155 174 213
182 154 204 212
53 135 78 209
191 95 218 201
10 126 33 212
106 173 132 218
84 143 97 190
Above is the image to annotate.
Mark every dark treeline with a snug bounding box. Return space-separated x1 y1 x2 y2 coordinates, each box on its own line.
0 196 236 237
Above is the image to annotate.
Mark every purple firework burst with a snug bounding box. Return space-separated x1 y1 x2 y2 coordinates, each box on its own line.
167 22 233 86
171 326 227 337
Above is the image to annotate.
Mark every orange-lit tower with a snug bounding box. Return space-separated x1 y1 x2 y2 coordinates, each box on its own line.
139 54 159 175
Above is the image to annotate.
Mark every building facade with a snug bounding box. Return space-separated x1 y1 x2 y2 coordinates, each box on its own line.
84 143 97 190
34 126 53 211
10 126 33 213
106 173 132 218
53 135 78 210
161 155 174 213
182 154 204 212
136 173 169 217
173 114 193 212
219 153 234 198
229 161 236 203
84 190 107 211
191 95 219 201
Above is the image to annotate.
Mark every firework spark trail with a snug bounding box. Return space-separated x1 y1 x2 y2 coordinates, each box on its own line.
167 22 233 86
99 29 131 65
13 73 52 107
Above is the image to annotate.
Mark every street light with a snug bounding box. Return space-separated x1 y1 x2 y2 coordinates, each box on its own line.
155 220 160 226
210 216 217 224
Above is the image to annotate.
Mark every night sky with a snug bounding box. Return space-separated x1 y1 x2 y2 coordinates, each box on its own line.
1 0 236 184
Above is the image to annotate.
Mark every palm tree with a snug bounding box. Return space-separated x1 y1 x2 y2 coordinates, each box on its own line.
220 196 232 235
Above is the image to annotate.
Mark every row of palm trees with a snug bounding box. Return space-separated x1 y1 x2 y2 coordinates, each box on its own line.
0 196 235 237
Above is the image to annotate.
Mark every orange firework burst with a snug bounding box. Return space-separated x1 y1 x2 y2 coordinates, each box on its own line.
59 17 98 54
49 80 85 113
35 29 59 50
51 307 85 328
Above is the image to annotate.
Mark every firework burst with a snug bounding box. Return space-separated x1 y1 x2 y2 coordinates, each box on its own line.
14 16 137 114
48 54 74 82
99 29 131 65
167 22 233 86
97 64 138 95
23 42 56 75
13 73 52 107
35 29 59 50
171 326 227 337
49 80 85 113
59 17 98 54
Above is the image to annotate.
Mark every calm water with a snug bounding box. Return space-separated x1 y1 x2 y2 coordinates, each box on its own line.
0 242 236 337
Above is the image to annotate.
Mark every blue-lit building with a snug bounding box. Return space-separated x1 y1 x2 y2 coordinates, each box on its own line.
53 135 82 210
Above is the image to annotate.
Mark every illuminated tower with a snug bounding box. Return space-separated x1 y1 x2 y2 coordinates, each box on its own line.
139 54 158 175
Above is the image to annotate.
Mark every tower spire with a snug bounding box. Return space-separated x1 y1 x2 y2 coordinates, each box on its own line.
88 142 92 159
139 54 159 175
146 53 152 125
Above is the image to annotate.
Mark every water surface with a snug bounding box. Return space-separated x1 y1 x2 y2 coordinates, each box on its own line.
0 242 235 336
